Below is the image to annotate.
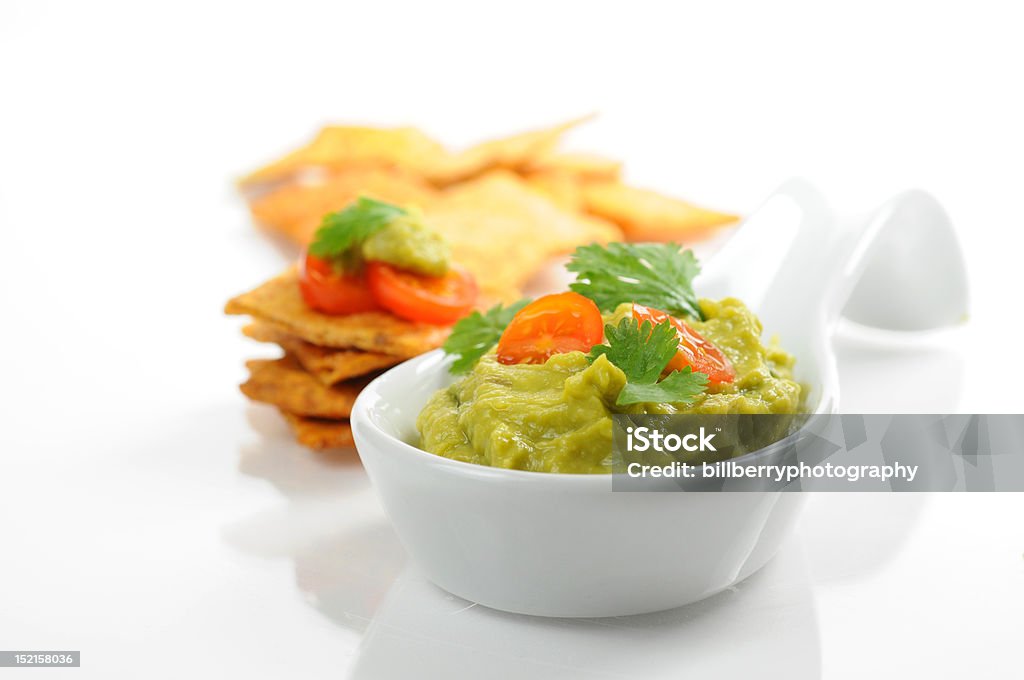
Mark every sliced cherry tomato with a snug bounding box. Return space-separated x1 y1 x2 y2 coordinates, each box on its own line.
366 261 478 325
299 252 381 315
496 292 604 365
632 304 736 385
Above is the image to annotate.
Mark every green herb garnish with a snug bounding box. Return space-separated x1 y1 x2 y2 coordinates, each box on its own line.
442 299 532 374
588 317 708 405
307 197 407 261
567 242 703 320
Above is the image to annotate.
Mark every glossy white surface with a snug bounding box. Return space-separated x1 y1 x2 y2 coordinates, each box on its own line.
3 1 1024 677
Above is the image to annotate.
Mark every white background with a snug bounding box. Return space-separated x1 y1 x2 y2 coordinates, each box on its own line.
1 1 1022 678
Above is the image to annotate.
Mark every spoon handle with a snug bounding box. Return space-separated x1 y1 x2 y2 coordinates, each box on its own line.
699 179 968 336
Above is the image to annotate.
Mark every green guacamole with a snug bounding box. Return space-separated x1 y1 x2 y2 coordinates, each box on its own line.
362 213 450 276
416 297 802 473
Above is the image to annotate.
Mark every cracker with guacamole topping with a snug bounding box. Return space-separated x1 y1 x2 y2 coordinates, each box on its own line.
225 268 451 356
581 181 740 242
279 411 354 450
249 167 437 245
242 322 402 385
241 356 369 419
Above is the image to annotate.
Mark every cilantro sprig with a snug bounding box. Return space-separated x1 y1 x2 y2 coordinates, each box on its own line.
567 242 704 320
442 299 531 374
307 197 407 261
588 317 708 405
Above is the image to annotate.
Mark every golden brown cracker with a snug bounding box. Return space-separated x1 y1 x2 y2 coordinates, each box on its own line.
279 411 355 450
225 268 450 356
523 151 622 179
239 126 450 188
520 149 622 211
249 167 436 245
241 356 367 419
240 119 592 190
426 117 590 185
242 322 402 384
581 181 740 241
424 171 621 295
522 170 587 211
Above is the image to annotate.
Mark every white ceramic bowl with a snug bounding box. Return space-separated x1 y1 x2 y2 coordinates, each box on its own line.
351 350 810 618
350 182 831 619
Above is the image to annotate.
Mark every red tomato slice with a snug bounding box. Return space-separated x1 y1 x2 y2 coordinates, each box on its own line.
632 304 736 385
366 261 478 325
497 292 604 365
299 252 381 315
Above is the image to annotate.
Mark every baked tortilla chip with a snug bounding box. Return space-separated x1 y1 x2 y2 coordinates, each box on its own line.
240 118 594 189
241 356 367 419
425 172 621 296
427 117 590 185
520 150 622 211
581 181 740 241
243 322 401 385
279 411 354 450
225 268 450 356
239 126 450 188
522 170 586 211
523 151 622 179
249 167 436 245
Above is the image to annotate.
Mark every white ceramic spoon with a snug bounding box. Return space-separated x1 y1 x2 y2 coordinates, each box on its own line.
350 180 969 617
699 178 968 414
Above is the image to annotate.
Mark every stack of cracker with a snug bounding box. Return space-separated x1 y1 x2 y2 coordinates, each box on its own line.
225 268 450 450
238 118 741 294
230 120 742 449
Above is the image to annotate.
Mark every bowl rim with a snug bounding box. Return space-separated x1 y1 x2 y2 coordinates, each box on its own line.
350 349 833 488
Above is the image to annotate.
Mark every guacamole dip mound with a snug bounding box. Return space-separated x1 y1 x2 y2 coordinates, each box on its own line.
361 212 450 276
417 297 801 473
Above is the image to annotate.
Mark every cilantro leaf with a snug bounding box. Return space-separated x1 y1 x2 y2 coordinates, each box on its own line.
307 197 407 261
442 299 531 374
588 317 679 383
567 242 704 320
587 317 708 406
616 368 709 406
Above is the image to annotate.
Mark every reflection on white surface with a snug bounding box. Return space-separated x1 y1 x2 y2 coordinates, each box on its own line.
350 543 820 680
224 408 824 679
217 327 969 678
834 322 966 414
223 406 405 632
796 323 963 584
801 493 930 585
